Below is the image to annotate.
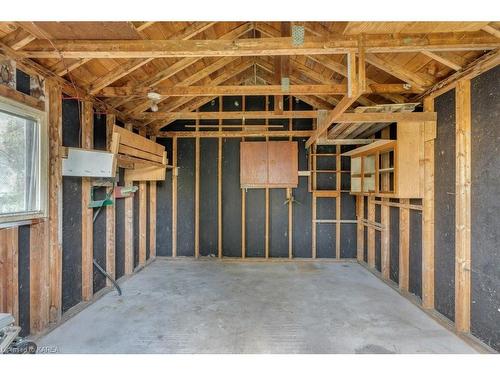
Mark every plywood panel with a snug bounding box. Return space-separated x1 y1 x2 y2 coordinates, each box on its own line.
268 141 298 187
240 141 268 187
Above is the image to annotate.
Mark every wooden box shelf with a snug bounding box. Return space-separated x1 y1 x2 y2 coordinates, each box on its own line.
342 122 425 198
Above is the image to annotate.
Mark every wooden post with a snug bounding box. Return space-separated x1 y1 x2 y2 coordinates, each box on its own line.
399 198 410 291
81 101 94 301
287 188 293 259
105 114 116 285
172 136 178 257
422 97 436 309
0 228 19 323
455 79 471 333
217 97 223 259
124 123 134 273
312 195 317 259
138 130 147 266
149 136 157 259
336 145 341 259
367 196 375 268
218 136 223 259
195 114 200 258
30 222 49 334
356 195 364 261
241 188 246 259
265 188 270 259
380 127 391 279
47 79 63 322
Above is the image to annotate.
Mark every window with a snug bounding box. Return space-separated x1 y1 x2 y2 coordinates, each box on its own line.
0 96 47 224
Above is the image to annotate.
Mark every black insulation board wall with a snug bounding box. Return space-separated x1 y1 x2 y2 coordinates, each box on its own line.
340 193 356 258
177 138 195 256
246 189 266 257
270 189 288 257
115 173 125 279
133 182 139 267
470 66 500 352
92 113 107 294
222 138 242 257
316 197 336 258
292 138 311 257
17 225 30 336
200 139 218 256
92 187 106 294
409 202 422 299
15 69 31 95
61 99 82 313
375 204 381 272
434 89 456 322
389 205 399 284
156 138 172 256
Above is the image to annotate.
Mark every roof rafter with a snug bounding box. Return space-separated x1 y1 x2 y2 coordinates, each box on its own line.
108 22 253 111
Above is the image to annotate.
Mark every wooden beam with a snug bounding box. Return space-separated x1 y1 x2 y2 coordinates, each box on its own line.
81 101 94 301
0 41 140 127
145 110 435 122
306 54 361 148
421 48 500 99
20 33 500 59
47 80 63 323
356 195 364 262
100 83 421 98
422 97 436 309
1 27 35 50
316 138 374 145
366 53 434 91
455 79 471 333
421 51 463 71
105 114 116 285
129 57 250 117
112 23 252 111
158 130 313 138
482 25 500 39
254 23 406 104
88 58 154 95
0 83 45 111
89 22 218 97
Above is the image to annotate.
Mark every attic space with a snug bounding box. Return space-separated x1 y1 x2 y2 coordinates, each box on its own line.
0 21 499 354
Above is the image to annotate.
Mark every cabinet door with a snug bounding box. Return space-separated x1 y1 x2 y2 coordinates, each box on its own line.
240 141 268 188
268 141 298 187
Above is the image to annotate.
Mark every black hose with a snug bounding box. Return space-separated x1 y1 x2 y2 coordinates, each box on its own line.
91 186 122 296
92 258 122 296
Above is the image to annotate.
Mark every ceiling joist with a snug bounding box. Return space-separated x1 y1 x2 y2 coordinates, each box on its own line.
19 33 500 59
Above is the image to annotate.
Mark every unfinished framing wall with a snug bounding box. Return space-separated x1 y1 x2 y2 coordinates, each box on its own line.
160 96 356 259
355 65 499 352
0 67 157 338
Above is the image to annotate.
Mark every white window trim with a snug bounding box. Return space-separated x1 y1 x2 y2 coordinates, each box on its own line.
0 94 48 225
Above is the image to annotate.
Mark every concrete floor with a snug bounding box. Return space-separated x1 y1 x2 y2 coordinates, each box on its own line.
38 259 477 353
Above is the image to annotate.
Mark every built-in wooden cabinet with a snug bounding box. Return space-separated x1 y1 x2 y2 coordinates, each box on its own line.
240 141 298 188
342 122 424 198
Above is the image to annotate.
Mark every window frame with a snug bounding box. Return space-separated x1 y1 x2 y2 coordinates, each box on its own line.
0 94 48 225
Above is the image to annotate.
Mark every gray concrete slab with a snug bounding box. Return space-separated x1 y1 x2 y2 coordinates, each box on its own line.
38 259 477 353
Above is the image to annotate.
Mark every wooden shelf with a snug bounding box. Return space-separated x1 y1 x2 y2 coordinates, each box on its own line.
341 140 396 157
